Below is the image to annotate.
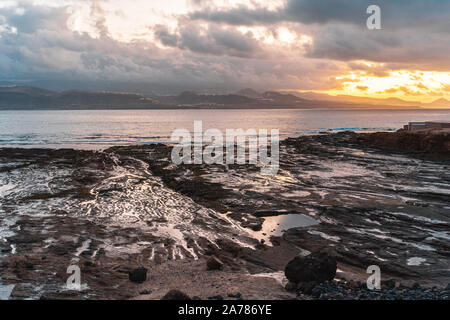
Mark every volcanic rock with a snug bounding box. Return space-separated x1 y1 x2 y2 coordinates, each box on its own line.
161 290 191 300
128 267 147 283
285 252 337 284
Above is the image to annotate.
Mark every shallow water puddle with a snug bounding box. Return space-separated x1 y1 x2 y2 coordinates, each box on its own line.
251 214 319 243
263 214 319 237
0 284 15 300
407 257 427 266
251 271 287 286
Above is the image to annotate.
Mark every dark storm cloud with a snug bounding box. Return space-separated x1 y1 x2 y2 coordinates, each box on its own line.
190 6 283 26
190 0 450 30
153 24 262 58
189 0 450 69
178 27 261 57
0 0 448 94
1 4 66 34
285 0 450 31
347 61 390 77
0 3 184 87
305 24 450 70
0 1 339 93
154 25 179 47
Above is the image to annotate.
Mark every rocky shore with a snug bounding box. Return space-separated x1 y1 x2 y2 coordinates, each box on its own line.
360 128 450 157
0 131 449 300
291 278 450 300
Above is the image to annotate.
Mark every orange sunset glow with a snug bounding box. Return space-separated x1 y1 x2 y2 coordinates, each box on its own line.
322 70 450 103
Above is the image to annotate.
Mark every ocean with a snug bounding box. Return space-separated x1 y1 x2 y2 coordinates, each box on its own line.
1 108 450 149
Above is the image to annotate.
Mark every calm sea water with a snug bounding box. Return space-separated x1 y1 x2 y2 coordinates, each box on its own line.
1 109 450 149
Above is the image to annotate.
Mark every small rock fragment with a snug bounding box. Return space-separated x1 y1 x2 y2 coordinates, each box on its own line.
161 290 191 300
139 290 152 295
128 267 147 283
207 256 224 270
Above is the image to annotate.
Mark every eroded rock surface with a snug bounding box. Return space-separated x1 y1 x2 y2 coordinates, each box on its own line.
0 131 449 299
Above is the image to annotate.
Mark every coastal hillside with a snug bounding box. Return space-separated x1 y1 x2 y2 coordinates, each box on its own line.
0 86 158 109
361 129 450 156
0 86 424 110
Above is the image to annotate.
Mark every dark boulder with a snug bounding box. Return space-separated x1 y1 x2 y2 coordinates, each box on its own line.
297 281 319 295
284 282 297 292
161 290 191 300
284 252 337 284
128 267 147 283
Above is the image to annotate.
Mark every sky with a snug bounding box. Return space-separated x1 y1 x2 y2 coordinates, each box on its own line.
0 0 449 102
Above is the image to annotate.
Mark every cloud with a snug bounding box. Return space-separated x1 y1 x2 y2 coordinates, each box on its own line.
153 25 178 47
415 82 428 90
188 0 450 70
0 1 326 92
190 0 450 31
304 24 450 70
154 23 264 58
0 0 448 97
356 85 368 91
383 88 399 94
190 5 283 26
0 1 345 93
399 86 421 96
347 62 390 77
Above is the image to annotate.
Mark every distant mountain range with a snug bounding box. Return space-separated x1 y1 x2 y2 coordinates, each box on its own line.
281 90 450 108
247 89 450 108
0 85 448 110
282 91 419 107
0 86 158 109
426 98 450 108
